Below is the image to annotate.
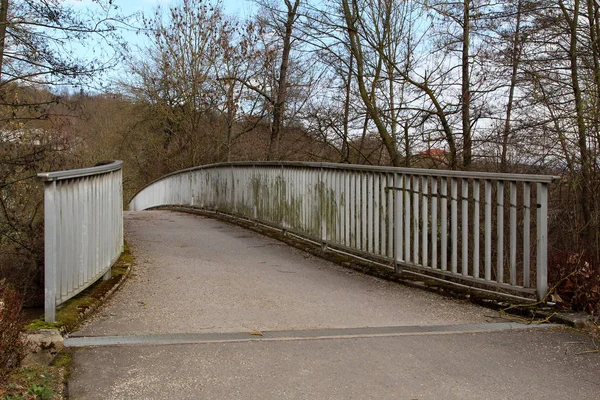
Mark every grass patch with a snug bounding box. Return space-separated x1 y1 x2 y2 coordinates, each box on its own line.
50 354 71 370
0 357 68 400
24 243 133 333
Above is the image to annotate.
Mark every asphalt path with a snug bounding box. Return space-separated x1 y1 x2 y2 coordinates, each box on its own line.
67 211 600 399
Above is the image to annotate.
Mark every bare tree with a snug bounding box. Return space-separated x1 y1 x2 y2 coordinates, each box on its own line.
234 0 302 160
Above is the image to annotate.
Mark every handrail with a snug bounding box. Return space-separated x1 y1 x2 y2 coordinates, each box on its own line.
39 161 124 322
38 160 123 182
129 162 557 301
129 161 560 203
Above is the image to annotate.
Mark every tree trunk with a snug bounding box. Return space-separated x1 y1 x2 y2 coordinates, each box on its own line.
560 0 595 249
341 52 353 163
341 0 401 166
0 0 9 82
461 0 472 168
500 0 523 172
268 0 299 161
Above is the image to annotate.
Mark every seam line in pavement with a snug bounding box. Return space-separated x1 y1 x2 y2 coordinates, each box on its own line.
65 322 557 348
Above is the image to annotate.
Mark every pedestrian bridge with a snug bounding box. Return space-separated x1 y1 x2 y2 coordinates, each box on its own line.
37 161 600 399
39 160 559 322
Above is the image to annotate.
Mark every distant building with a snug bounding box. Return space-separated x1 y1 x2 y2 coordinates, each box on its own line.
0 128 46 145
419 148 446 159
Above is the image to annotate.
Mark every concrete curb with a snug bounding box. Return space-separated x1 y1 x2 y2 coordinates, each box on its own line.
26 261 132 338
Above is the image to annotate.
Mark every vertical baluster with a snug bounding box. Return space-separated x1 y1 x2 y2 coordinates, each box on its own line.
362 172 368 251
485 180 492 280
461 178 469 276
373 173 379 254
328 169 333 242
274 167 278 223
299 169 304 232
289 168 294 229
345 171 351 247
497 181 505 283
330 169 335 242
303 169 308 233
67 181 75 295
440 178 448 271
473 180 480 279
422 176 429 267
338 170 343 245
44 181 57 322
91 178 97 283
395 174 404 267
451 177 458 274
351 171 357 249
75 180 83 290
305 169 310 233
523 183 531 287
321 169 327 245
83 178 89 286
323 169 328 241
106 173 113 279
102 174 108 274
94 176 100 278
297 168 301 230
334 169 339 243
58 179 71 300
510 181 518 285
387 173 394 259
413 176 419 265
278 167 283 230
380 173 386 256
431 178 438 269
537 183 548 300
404 175 411 263
253 166 258 220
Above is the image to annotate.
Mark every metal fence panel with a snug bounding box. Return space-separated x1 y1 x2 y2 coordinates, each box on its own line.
129 161 558 301
39 161 123 322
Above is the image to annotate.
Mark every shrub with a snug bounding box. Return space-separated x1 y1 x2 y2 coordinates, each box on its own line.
0 282 26 383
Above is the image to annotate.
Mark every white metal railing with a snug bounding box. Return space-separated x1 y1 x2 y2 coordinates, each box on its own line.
38 161 124 322
129 162 559 301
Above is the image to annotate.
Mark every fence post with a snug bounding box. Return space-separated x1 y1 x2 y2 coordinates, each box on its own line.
394 174 403 273
320 167 327 250
44 181 57 322
536 183 549 301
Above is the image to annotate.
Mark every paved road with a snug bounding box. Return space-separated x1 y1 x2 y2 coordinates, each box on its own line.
68 211 600 399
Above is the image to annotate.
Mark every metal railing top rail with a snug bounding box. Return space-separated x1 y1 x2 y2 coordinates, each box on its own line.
130 161 561 203
38 160 123 182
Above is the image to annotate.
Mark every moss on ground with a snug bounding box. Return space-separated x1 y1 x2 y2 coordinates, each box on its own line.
24 243 133 333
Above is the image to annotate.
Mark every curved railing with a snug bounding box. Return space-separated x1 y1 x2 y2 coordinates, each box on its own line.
130 162 559 301
39 161 123 322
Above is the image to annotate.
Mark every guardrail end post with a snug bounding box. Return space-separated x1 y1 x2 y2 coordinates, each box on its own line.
536 183 549 302
44 180 57 323
44 289 56 323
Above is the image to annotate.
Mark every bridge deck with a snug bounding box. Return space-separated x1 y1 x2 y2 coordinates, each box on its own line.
67 211 600 399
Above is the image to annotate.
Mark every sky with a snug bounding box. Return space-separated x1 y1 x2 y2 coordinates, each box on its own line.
65 0 255 90
116 0 255 48
68 0 254 20
116 0 255 17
